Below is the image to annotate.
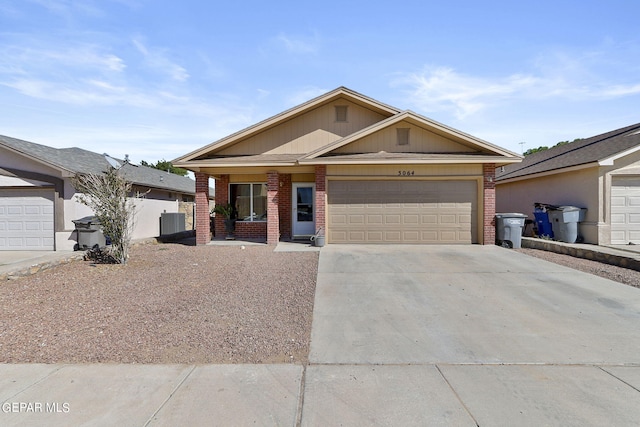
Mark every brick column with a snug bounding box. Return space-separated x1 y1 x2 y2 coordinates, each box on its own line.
267 171 280 245
278 174 292 240
195 172 211 245
214 175 229 239
483 163 496 245
315 165 326 235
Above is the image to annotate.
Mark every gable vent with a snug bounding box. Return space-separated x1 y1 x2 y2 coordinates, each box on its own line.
335 105 348 122
397 128 410 146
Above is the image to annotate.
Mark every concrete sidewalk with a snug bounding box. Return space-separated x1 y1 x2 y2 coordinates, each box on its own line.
2 362 639 426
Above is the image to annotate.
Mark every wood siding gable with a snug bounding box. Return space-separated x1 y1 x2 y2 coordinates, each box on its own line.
302 111 521 161
216 98 389 156
331 119 478 155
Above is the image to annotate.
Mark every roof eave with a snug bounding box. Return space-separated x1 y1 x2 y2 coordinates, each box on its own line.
0 142 75 176
496 162 599 184
299 156 522 165
174 161 298 169
598 145 640 166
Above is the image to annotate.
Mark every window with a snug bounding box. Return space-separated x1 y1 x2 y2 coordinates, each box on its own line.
335 105 348 122
229 183 267 221
397 128 410 146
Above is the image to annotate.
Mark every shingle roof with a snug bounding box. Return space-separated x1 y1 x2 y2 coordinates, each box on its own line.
0 135 197 195
496 123 640 181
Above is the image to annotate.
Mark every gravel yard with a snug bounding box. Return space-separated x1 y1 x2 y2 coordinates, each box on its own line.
0 243 318 364
516 248 640 289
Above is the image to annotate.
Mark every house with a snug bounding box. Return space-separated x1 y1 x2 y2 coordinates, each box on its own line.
495 123 640 245
0 135 203 251
173 87 522 245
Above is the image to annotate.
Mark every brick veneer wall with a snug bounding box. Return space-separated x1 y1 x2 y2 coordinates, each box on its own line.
195 172 211 245
235 221 267 240
279 174 292 240
483 163 496 245
267 171 280 244
214 175 229 239
315 165 326 235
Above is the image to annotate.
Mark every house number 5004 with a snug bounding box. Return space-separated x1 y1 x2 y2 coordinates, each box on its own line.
398 170 415 176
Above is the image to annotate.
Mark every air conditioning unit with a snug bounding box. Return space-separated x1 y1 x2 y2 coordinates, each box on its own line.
160 212 186 235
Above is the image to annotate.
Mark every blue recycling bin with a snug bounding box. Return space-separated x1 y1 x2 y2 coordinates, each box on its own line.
533 203 554 238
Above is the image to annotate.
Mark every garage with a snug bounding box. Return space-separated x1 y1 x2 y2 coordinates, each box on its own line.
327 180 478 244
611 176 640 244
0 188 55 250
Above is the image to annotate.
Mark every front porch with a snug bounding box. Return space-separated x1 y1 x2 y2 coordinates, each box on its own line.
194 166 326 245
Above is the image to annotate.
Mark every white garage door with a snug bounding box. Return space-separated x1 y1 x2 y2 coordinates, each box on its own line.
328 180 477 244
0 188 55 250
611 177 640 244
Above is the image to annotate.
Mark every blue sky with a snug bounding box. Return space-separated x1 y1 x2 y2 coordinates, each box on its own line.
1 0 639 163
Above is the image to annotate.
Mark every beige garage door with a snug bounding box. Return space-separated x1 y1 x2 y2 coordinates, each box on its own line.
328 180 477 244
611 177 640 244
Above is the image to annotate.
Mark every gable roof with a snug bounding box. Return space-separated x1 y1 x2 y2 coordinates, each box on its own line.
174 87 522 168
0 135 198 195
173 86 402 163
300 110 520 163
496 123 640 182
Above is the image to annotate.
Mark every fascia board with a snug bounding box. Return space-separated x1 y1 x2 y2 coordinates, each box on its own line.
299 156 522 165
598 145 640 166
496 162 598 184
173 161 298 168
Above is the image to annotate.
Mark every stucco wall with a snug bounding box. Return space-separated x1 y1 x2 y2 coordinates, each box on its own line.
496 167 599 243
55 182 181 250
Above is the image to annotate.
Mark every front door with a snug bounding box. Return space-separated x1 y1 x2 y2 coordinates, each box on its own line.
292 183 315 237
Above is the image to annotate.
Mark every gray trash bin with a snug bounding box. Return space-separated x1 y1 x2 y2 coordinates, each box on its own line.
547 206 586 243
73 216 106 250
495 213 527 248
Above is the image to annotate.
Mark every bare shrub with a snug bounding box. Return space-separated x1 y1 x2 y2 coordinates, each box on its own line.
71 167 141 264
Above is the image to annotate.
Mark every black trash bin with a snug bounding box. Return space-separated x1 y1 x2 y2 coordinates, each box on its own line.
73 216 106 250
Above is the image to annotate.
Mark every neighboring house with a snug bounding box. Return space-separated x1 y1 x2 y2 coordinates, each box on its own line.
0 135 203 251
173 87 521 245
495 123 640 245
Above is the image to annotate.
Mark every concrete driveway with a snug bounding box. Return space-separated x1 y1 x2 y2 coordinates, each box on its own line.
305 245 640 426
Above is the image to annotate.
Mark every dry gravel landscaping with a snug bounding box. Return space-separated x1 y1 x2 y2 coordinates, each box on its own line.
1 243 639 365
516 248 640 289
0 243 318 364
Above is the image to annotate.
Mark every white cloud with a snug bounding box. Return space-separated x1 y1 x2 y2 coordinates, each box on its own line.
26 0 106 19
285 86 329 107
394 56 640 119
132 38 189 82
275 32 319 54
393 67 540 119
